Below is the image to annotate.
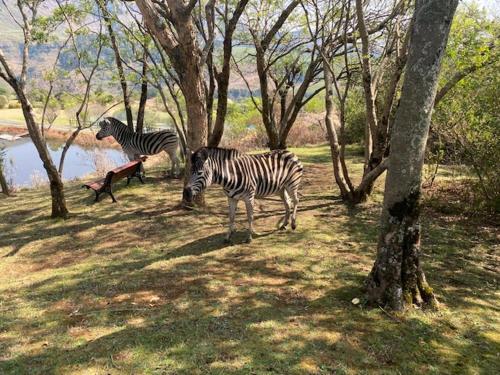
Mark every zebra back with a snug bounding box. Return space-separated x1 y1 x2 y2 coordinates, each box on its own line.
103 117 178 156
196 147 303 198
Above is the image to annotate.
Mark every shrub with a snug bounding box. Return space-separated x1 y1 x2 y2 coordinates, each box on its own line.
8 101 21 109
0 95 8 109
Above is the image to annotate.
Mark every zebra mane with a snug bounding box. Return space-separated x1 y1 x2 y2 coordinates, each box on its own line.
204 147 243 160
104 116 130 130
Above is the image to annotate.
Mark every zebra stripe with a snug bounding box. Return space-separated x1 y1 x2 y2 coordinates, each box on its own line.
96 117 179 176
184 147 303 243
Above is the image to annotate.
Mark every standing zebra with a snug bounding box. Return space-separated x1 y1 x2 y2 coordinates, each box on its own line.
183 147 303 243
96 117 180 176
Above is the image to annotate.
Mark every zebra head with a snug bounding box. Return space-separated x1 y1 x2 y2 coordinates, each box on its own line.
183 148 213 202
96 118 113 140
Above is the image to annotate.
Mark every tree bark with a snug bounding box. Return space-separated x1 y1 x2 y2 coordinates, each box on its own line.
135 0 208 205
366 0 458 310
136 51 148 134
324 61 351 200
17 87 69 218
208 0 250 147
0 161 9 196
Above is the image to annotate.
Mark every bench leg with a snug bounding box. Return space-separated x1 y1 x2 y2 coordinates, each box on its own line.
127 177 131 186
108 186 117 203
139 174 145 184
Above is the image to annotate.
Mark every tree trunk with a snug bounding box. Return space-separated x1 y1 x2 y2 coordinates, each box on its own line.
135 0 208 206
366 0 458 310
0 161 9 196
17 89 69 218
136 53 148 134
324 61 351 200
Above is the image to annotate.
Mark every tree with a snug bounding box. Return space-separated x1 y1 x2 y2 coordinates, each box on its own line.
309 0 408 203
97 0 135 131
0 0 68 218
236 0 328 150
0 147 9 196
365 0 459 310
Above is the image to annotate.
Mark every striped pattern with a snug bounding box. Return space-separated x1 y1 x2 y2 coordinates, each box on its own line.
184 147 303 243
96 117 179 176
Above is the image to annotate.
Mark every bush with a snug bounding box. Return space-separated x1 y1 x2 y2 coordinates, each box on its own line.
286 113 327 147
0 95 8 109
8 101 21 109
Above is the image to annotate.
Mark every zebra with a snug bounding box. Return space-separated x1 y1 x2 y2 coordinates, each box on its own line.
183 147 303 244
95 117 180 176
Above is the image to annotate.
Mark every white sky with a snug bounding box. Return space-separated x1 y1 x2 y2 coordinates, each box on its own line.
465 0 500 17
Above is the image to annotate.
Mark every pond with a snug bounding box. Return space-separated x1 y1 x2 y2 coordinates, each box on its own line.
1 136 127 188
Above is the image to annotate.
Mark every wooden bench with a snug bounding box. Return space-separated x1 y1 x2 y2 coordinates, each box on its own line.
83 156 147 203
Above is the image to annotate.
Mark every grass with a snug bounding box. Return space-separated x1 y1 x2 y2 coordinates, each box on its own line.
0 104 172 128
0 145 498 374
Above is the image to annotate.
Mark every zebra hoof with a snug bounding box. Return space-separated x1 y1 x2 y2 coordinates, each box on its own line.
291 222 297 230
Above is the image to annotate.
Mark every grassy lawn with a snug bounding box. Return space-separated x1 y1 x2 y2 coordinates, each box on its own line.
0 105 172 128
0 145 498 374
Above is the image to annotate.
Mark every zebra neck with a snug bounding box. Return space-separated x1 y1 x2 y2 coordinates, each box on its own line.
210 158 235 188
113 125 133 145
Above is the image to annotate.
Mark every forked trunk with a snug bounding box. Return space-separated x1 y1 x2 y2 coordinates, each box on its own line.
366 0 458 310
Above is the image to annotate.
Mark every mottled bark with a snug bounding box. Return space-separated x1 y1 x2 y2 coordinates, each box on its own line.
135 0 207 205
366 0 458 310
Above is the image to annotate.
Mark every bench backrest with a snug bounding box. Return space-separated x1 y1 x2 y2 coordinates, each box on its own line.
104 156 146 185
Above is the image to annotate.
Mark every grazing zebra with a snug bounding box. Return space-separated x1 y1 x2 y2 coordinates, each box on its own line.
183 147 303 243
96 117 180 176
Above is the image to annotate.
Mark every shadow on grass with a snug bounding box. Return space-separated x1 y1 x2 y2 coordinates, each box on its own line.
0 153 498 374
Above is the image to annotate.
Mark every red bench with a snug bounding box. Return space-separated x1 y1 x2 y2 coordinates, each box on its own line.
83 156 147 203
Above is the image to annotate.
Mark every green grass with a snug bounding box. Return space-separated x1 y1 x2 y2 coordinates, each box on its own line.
0 145 498 374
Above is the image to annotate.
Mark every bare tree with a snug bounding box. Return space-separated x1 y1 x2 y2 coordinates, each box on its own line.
97 0 135 131
307 0 406 203
0 0 68 218
366 0 458 310
197 0 251 146
55 0 108 175
237 0 327 149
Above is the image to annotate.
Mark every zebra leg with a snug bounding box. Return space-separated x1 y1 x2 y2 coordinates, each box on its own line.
278 190 291 230
287 187 300 230
244 197 255 243
225 198 238 244
166 149 179 177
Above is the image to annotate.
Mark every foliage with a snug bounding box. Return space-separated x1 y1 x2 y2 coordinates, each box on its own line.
0 95 8 109
7 101 21 109
431 5 500 212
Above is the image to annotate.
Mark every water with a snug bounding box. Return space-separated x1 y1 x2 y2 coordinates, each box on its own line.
1 137 128 187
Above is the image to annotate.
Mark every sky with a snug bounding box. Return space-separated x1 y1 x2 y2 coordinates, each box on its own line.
466 0 500 17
